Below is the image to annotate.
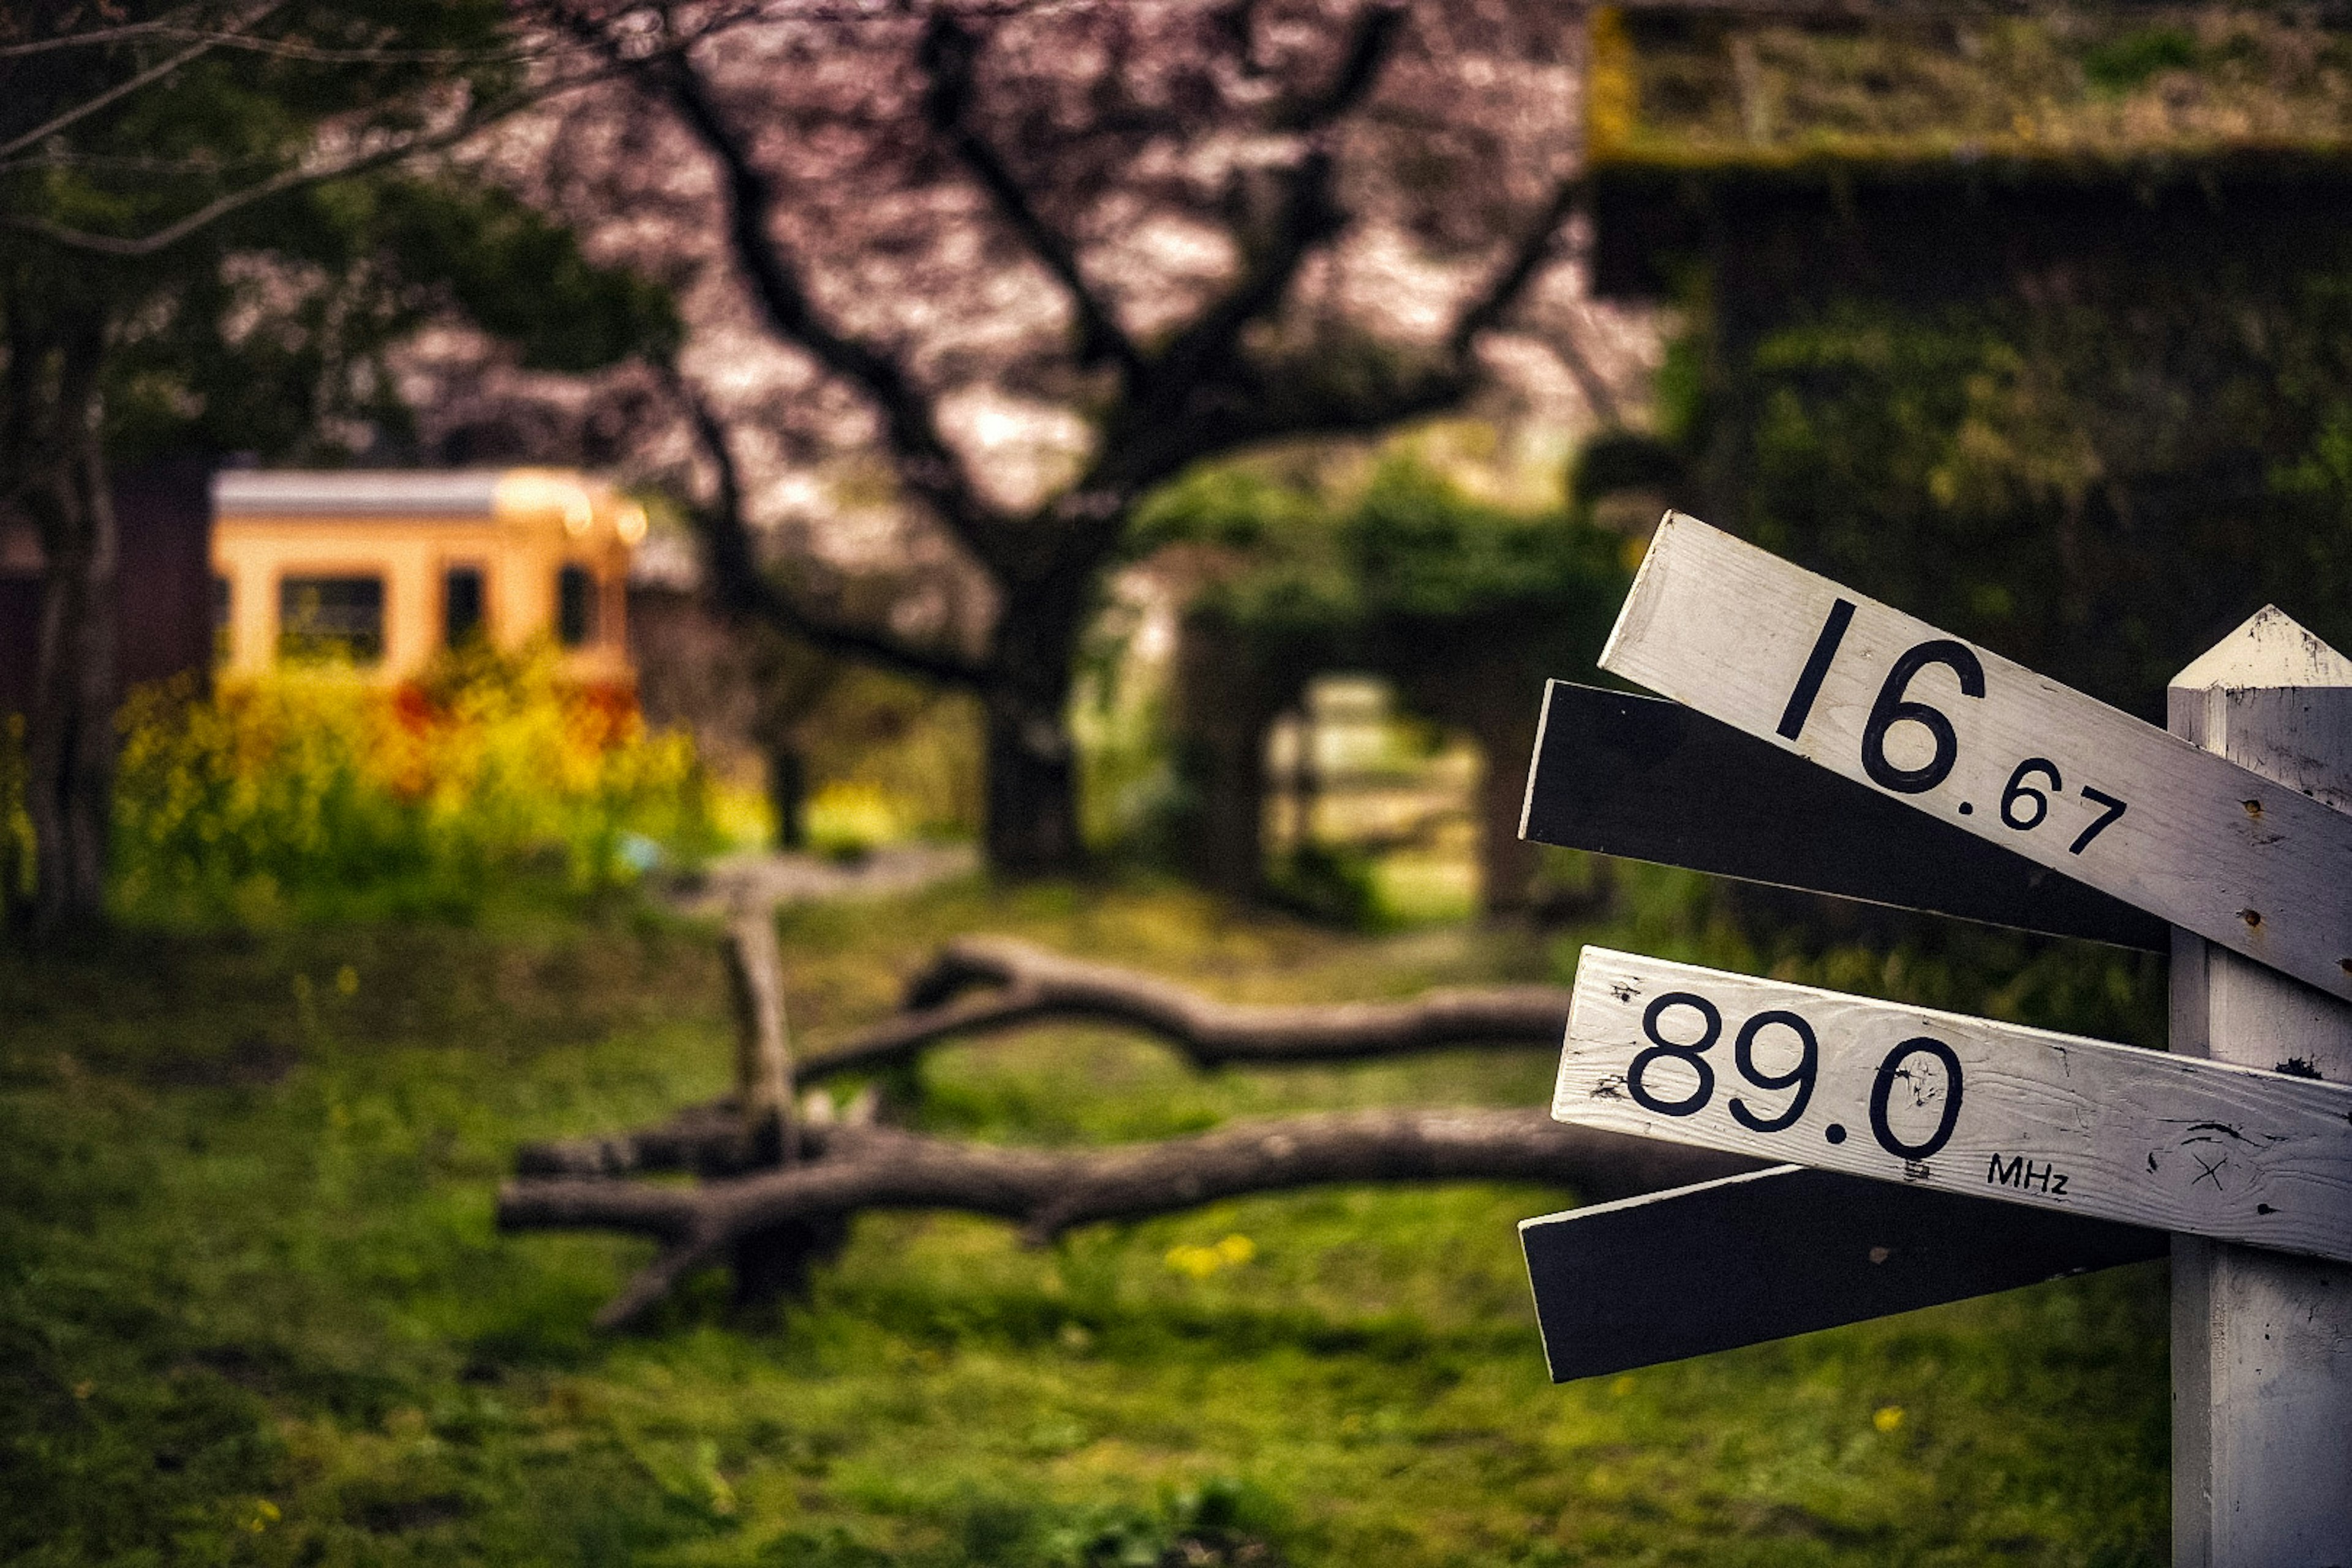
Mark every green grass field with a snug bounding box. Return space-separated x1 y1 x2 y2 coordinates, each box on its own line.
0 878 2168 1566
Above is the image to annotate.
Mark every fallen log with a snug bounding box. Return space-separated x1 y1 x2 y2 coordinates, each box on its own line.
516 1087 878 1180
514 939 1579 1179
498 1107 1757 1330
795 936 1578 1080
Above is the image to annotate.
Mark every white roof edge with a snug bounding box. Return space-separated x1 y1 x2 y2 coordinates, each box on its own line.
213 469 513 516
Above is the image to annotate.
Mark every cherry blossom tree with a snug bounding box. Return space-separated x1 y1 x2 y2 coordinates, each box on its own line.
461 0 1639 874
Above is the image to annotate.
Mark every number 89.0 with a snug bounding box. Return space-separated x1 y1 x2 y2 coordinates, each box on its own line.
1625 992 1966 1162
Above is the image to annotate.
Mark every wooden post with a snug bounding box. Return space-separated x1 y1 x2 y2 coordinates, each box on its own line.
726 900 796 1166
2168 608 2352 1567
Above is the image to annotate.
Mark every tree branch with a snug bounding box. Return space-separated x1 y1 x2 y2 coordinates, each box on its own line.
805 935 1577 1079
918 12 1138 379
1444 176 1582 358
514 938 1578 1180
624 32 1006 576
0 0 285 162
500 1109 1758 1329
1113 4 1404 482
1269 2 1405 133
0 7 202 58
665 367 988 686
2 79 570 257
1142 172 1588 464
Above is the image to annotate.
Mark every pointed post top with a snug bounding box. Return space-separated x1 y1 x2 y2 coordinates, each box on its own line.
2172 606 2352 693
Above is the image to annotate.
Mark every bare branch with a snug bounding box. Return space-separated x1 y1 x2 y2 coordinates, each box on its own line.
621 31 1008 574
0 4 202 58
1446 176 1582 358
1135 173 1589 464
500 1110 1760 1329
801 935 1576 1079
918 12 1138 378
1 78 581 257
0 0 287 162
1269 2 1405 133
513 938 1577 1182
1131 4 1406 456
667 368 989 686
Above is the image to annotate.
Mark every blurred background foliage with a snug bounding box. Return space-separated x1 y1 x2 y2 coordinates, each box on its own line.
1666 265 2352 720
1134 453 1629 675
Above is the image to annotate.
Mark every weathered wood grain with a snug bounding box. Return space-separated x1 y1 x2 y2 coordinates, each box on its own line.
1551 947 2352 1263
725 904 796 1164
1520 1164 2165 1382
1597 513 2352 1001
2166 606 2352 1568
1517 679 2166 949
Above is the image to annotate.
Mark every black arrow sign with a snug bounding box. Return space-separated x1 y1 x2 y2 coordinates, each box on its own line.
1518 680 2166 951
1520 1165 2166 1382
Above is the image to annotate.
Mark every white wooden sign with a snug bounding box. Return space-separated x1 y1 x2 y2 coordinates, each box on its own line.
1599 514 2352 1002
1553 947 2352 1264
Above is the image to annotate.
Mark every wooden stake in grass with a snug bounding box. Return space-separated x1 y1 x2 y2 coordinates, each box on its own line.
725 901 795 1166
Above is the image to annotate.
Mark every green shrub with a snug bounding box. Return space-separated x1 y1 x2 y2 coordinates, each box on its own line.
112 643 714 923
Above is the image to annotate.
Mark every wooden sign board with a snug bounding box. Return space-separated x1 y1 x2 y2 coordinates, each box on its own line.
1520 1164 2164 1382
1519 680 2166 951
1598 514 2352 1002
1553 948 2352 1263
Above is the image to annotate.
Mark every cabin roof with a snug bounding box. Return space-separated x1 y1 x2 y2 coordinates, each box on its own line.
213 470 510 517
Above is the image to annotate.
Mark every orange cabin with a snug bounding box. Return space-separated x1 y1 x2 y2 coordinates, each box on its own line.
210 469 645 684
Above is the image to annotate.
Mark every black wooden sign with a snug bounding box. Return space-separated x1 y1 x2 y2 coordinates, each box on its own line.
1520 1165 2165 1382
1518 680 2166 952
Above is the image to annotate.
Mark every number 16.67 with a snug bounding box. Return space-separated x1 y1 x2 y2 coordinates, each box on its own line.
1774 598 2128 856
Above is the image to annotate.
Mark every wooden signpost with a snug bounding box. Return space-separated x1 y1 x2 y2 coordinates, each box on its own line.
1520 679 2166 951
1514 514 2352 1566
1552 947 2352 1262
2165 611 2352 1566
1597 513 2352 1003
1520 1165 2162 1382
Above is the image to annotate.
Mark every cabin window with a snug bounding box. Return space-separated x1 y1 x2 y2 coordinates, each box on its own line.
278 575 384 663
212 575 232 663
556 564 598 647
444 565 486 647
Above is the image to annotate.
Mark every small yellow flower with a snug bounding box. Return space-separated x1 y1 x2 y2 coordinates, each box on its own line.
335 965 359 996
1164 1244 1222 1280
1873 1405 1904 1434
1166 1234 1257 1278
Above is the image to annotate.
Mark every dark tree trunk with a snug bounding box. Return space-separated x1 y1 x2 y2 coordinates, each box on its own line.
982 686 1081 875
1170 608 1294 898
981 593 1086 876
1469 707 1542 919
23 378 117 935
763 738 807 851
1399 657 1543 921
